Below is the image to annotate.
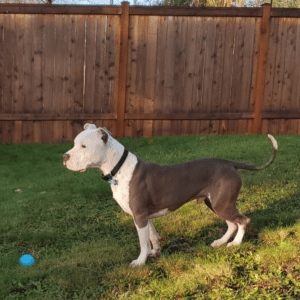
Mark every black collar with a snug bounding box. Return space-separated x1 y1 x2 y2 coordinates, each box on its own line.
101 147 129 181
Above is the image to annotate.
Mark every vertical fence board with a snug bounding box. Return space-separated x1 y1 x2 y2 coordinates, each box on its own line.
12 15 24 143
143 16 158 137
85 15 97 115
210 17 225 134
33 15 44 143
127 15 138 137
135 15 146 137
163 16 175 136
22 15 35 143
241 18 256 112
171 16 181 136
42 15 55 143
153 16 167 137
73 15 86 137
248 17 260 132
94 15 107 114
221 17 235 113
0 14 3 114
281 18 297 111
62 15 72 142
181 16 196 135
264 18 279 113
53 16 65 143
3 15 14 115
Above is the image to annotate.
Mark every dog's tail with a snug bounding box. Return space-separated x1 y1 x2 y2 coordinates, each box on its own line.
232 134 278 171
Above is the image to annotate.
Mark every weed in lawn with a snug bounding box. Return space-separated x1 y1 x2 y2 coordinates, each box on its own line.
1 134 300 299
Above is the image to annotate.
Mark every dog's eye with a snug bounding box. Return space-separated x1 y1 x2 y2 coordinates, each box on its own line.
82 145 86 148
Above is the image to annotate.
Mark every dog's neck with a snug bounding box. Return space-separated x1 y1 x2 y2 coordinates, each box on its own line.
99 137 126 176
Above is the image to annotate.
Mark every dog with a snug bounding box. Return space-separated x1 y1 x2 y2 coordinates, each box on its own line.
63 123 278 267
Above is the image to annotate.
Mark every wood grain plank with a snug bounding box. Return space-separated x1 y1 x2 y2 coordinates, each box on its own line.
201 17 216 133
127 15 138 137
153 16 167 137
240 18 256 113
130 6 262 17
163 16 176 136
22 15 34 143
42 15 55 143
84 15 97 115
62 15 72 142
171 16 187 136
0 4 121 15
110 14 120 136
12 14 24 115
52 15 65 143
0 14 3 114
73 15 85 115
53 15 65 143
136 15 146 137
221 17 236 113
2 14 14 114
192 17 206 113
281 18 297 111
210 17 226 134
94 15 106 114
116 2 129 137
143 16 158 137
182 16 196 135
230 17 244 117
263 18 279 113
32 14 44 143
290 19 300 134
269 17 288 135
249 17 261 133
11 14 24 143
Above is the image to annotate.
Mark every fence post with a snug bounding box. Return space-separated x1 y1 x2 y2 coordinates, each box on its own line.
253 3 271 134
116 1 130 138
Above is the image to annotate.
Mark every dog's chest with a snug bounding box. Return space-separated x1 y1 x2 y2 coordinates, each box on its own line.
110 153 138 216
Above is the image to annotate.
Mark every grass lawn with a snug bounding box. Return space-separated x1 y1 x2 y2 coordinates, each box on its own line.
1 134 300 299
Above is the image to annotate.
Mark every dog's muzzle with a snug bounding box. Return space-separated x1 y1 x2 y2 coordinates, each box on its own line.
63 153 86 173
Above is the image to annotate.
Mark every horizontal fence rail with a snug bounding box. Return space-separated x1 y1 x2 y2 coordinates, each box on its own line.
0 3 300 143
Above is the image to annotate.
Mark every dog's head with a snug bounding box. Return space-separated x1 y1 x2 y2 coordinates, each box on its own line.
63 123 111 172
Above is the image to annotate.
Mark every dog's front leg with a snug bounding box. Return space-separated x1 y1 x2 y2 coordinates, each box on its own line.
129 222 151 267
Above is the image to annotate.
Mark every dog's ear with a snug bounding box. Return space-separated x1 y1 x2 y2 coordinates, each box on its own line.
101 127 112 136
84 123 97 130
97 128 109 144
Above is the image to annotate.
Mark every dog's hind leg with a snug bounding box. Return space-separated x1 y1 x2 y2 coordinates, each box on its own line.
211 220 238 247
227 213 250 247
148 220 161 258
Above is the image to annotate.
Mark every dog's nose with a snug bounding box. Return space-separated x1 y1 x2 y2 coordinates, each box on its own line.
63 153 70 162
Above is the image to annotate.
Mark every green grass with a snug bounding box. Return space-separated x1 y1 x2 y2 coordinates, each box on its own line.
1 134 300 299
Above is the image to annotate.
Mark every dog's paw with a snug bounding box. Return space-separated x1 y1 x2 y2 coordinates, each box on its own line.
148 248 161 258
129 259 146 268
227 240 241 247
211 239 224 247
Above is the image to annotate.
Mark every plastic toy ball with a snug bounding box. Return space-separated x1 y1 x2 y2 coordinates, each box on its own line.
19 254 35 266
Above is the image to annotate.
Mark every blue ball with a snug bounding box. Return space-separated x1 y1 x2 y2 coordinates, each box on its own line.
19 254 35 266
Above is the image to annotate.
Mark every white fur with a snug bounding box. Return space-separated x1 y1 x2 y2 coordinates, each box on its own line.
149 220 161 257
64 125 138 216
227 223 245 247
211 220 238 247
149 208 170 219
130 222 151 267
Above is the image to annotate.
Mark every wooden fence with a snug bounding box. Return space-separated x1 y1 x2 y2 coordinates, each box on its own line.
0 3 300 143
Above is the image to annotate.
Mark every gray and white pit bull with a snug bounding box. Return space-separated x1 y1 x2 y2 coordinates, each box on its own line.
63 123 278 267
